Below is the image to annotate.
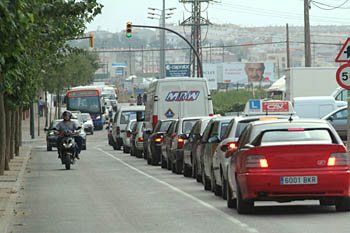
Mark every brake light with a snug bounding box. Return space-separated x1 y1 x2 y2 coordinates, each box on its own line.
138 137 144 142
328 153 349 166
224 142 237 158
177 138 184 149
155 138 162 143
209 113 214 116
228 142 237 150
152 115 158 129
127 132 131 137
246 155 268 168
108 129 112 135
288 128 304 131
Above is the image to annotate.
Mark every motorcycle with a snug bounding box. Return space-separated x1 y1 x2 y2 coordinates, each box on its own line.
55 128 80 170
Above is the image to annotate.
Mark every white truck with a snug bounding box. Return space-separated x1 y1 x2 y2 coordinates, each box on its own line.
285 67 339 101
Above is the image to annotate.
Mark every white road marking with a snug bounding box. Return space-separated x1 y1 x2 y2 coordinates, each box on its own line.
95 147 259 233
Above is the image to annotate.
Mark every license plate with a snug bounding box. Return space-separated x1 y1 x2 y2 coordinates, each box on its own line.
280 176 317 185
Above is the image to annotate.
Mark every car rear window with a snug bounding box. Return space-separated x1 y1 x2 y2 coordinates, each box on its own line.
260 129 333 145
120 111 137 124
160 121 173 132
182 120 198 134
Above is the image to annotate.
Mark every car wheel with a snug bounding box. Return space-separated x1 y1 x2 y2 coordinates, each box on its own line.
135 149 142 158
161 156 167 169
221 172 227 200
335 197 350 212
47 145 52 151
195 163 202 183
236 182 254 214
319 199 335 206
226 179 236 208
123 146 127 153
183 162 192 177
202 167 211 191
167 157 172 170
82 145 86 150
211 168 222 196
147 155 152 165
175 160 182 174
91 130 94 135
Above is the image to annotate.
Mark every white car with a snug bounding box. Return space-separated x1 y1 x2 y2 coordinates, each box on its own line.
77 113 94 135
122 119 136 153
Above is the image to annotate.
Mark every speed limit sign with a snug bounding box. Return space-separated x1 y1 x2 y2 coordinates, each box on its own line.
336 64 350 89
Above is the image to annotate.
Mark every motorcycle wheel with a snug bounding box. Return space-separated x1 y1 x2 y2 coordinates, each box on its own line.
65 153 71 170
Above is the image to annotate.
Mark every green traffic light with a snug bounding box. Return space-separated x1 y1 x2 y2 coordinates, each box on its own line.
126 33 132 38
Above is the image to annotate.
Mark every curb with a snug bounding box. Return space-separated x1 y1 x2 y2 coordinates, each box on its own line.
0 146 32 233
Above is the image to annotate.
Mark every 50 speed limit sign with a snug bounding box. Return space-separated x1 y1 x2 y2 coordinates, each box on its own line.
336 64 350 89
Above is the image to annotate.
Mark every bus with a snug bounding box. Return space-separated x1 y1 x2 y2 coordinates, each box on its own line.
66 88 105 130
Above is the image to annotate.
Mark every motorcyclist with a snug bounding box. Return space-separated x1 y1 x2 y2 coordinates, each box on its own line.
55 111 83 159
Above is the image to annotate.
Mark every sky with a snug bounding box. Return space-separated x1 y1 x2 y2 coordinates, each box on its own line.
86 0 350 33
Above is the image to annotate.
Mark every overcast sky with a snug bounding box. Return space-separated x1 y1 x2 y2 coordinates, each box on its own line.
86 0 350 33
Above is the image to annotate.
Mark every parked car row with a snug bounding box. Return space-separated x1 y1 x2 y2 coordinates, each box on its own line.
108 99 350 215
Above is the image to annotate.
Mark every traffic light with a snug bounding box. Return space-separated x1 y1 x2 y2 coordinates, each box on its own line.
126 22 132 38
89 34 94 48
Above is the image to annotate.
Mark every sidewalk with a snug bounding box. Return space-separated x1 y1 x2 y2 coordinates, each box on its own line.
0 110 48 233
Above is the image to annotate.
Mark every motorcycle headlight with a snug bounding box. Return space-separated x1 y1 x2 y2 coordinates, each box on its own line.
96 115 101 120
49 132 55 136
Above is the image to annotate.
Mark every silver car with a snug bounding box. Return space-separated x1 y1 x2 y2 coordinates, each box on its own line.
122 119 136 154
322 106 347 140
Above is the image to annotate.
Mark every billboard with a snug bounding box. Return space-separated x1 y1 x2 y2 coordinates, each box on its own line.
165 64 190 77
203 64 218 90
223 62 274 84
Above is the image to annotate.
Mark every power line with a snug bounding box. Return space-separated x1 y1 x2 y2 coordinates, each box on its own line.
312 0 350 10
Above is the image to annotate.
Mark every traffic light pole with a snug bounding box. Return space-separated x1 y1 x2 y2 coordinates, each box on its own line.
132 24 203 78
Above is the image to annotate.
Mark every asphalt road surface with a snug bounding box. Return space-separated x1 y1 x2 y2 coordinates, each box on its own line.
9 128 350 233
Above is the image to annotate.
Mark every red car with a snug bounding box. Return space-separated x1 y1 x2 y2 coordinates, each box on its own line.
227 119 350 214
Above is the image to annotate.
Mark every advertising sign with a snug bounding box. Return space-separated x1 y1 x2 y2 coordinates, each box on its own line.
165 64 190 77
203 64 218 90
262 101 289 112
223 62 274 84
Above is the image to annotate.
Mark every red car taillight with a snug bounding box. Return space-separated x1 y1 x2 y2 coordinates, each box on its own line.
328 153 349 166
108 129 112 135
127 131 131 137
177 134 185 149
246 155 269 168
154 137 162 143
138 137 144 142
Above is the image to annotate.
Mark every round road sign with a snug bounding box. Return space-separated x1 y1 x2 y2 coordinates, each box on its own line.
336 64 350 89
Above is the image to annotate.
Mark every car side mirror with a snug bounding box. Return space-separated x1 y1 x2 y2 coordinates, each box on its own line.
112 106 118 112
77 126 82 130
328 116 334 122
208 135 220 143
44 127 49 131
102 106 106 114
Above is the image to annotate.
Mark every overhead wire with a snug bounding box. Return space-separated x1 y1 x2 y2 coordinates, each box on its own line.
311 0 350 10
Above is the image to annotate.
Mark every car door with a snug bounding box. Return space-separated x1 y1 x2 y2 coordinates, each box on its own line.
203 121 220 177
328 108 347 140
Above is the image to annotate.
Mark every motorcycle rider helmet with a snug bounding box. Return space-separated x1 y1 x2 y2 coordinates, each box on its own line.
62 111 72 121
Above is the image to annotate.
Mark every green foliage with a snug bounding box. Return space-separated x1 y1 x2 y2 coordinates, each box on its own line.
0 0 103 109
212 89 267 115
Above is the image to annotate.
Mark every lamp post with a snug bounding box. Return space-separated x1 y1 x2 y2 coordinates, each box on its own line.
148 5 176 79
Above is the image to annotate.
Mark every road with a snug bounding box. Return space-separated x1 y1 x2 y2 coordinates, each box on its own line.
9 128 350 233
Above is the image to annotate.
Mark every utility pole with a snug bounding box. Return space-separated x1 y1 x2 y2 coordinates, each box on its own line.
180 0 212 77
160 0 165 78
128 45 131 76
304 0 311 67
286 23 290 68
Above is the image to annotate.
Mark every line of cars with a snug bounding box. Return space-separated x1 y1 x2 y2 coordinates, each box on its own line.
108 99 350 214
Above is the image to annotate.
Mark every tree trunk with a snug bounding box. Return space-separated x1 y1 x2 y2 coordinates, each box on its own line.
0 93 5 175
5 107 12 170
15 109 20 156
19 106 22 147
10 109 16 159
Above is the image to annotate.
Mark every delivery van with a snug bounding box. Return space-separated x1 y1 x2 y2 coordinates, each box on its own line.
293 96 345 119
144 78 214 130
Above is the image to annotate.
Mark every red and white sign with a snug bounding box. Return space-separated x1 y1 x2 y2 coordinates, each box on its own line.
336 64 350 90
262 101 289 112
335 37 350 62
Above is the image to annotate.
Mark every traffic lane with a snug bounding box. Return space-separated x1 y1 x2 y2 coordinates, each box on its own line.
95 143 350 233
10 139 255 233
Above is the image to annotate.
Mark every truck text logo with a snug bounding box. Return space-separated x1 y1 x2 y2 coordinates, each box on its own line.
262 102 289 112
165 91 200 102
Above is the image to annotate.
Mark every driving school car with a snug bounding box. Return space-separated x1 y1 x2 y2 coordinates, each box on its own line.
227 119 350 214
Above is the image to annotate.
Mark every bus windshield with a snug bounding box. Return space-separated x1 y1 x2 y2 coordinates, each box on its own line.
68 95 101 113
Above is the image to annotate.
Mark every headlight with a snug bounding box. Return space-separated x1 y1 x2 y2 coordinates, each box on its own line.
96 115 101 120
49 132 55 136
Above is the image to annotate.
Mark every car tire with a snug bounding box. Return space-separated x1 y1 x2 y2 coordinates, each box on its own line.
335 197 350 212
82 145 86 150
202 167 211 191
183 163 192 177
211 168 222 196
91 131 94 135
161 156 167 169
147 155 152 165
195 163 202 183
226 179 236 208
236 182 254 214
175 160 182 174
47 145 52 151
167 157 172 170
319 199 335 206
135 149 142 158
221 172 227 200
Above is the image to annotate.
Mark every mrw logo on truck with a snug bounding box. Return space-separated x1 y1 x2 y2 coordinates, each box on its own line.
165 91 200 102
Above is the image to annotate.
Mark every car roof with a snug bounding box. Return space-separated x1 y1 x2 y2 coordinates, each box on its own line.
231 114 294 122
119 105 145 111
322 106 347 119
250 118 329 127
